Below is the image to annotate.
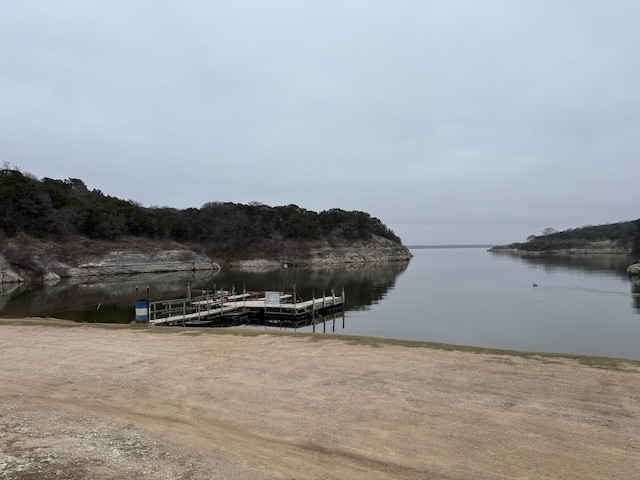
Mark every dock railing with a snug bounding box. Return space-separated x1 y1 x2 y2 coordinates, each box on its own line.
141 286 344 327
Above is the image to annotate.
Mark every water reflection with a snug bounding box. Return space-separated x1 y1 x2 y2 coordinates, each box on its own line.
491 252 631 276
0 282 21 313
0 261 410 324
0 270 213 323
491 251 640 313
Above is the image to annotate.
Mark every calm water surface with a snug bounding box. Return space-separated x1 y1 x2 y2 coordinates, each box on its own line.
1 248 639 359
322 248 640 360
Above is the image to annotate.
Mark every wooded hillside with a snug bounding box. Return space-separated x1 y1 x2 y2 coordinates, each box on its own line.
0 167 401 254
506 220 640 258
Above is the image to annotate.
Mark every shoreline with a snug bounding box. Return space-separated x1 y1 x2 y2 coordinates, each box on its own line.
3 317 639 365
1 318 639 479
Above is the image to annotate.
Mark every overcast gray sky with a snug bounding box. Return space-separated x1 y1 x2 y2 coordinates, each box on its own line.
1 1 638 245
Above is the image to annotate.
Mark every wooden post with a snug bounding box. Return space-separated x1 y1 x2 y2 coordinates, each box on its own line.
340 286 344 312
292 285 297 316
219 285 223 318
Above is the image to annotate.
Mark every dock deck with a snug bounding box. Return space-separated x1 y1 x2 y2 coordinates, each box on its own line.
142 288 344 328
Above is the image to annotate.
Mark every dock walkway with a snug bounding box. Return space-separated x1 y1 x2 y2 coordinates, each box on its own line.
142 288 344 328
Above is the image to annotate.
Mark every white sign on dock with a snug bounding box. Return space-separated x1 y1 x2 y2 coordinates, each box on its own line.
265 291 280 306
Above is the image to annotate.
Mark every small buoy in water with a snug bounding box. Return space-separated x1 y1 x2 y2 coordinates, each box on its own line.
533 283 538 287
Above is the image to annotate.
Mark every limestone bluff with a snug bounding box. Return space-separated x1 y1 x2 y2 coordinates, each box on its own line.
0 234 411 283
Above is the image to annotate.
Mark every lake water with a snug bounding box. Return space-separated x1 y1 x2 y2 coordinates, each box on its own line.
327 248 640 360
1 248 639 360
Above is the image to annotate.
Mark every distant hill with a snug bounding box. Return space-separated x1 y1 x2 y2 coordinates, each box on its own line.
492 220 640 259
0 167 403 247
0 167 411 277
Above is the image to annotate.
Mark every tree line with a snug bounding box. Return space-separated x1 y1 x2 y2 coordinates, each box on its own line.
0 167 401 250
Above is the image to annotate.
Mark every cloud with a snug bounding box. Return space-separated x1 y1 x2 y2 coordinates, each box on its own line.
1 1 639 244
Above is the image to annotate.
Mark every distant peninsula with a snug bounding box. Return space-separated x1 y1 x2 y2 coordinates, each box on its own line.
488 220 640 262
0 168 411 283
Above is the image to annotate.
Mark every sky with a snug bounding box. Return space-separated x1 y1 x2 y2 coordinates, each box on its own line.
1 1 639 245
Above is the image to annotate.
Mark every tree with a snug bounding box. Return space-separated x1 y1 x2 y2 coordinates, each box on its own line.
542 227 558 236
0 169 405 247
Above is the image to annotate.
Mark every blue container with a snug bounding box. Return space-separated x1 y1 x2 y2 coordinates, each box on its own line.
135 300 149 321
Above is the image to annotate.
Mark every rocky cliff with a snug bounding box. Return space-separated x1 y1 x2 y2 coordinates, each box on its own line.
628 263 640 277
0 234 412 282
489 240 627 255
0 249 219 284
0 236 221 284
54 250 220 278
0 255 23 284
228 235 413 269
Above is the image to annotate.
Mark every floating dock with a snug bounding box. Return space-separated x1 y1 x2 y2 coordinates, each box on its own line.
135 286 344 329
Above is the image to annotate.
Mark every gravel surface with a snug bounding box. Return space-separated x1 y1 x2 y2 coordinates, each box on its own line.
1 319 639 479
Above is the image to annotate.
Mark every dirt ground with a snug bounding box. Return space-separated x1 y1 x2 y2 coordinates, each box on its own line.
1 319 639 480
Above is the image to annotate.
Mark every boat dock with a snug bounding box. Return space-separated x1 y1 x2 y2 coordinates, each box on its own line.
136 286 344 329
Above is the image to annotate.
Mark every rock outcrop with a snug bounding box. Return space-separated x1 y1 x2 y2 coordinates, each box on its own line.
489 240 627 255
627 263 640 277
565 240 627 254
0 255 23 284
307 236 412 266
52 250 220 277
1 234 411 279
229 235 413 270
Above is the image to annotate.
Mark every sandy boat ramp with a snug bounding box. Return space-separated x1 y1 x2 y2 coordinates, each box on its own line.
1 319 639 479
